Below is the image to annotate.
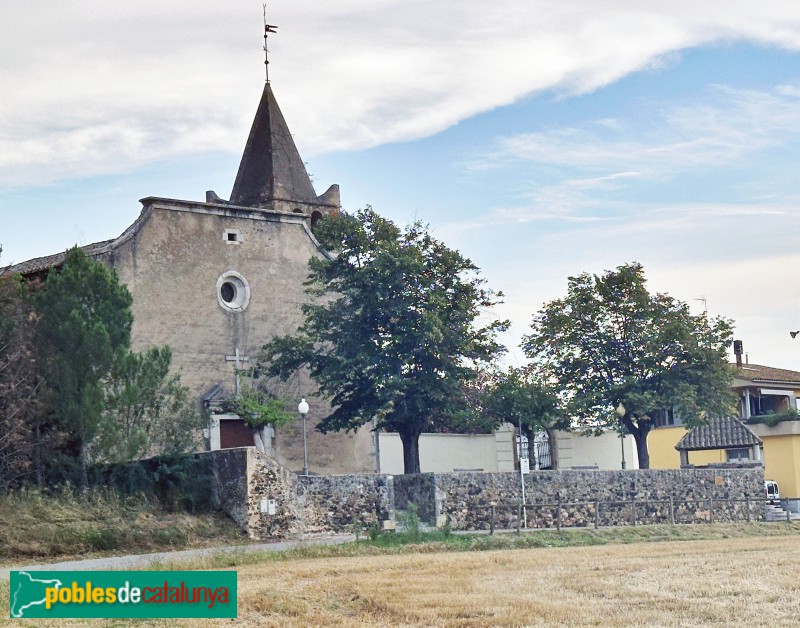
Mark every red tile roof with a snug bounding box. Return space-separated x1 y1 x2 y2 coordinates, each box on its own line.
675 415 762 451
0 240 114 277
732 363 800 385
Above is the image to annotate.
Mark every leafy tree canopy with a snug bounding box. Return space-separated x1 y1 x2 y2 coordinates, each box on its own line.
222 385 294 430
260 207 508 473
483 367 563 437
522 262 736 469
426 370 509 435
2 247 201 491
0 250 42 489
98 346 204 465
36 247 134 488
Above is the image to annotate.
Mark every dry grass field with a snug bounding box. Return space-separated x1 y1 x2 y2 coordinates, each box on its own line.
229 535 800 626
4 531 799 627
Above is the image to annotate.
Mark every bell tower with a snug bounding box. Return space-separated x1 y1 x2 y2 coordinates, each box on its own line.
223 14 339 225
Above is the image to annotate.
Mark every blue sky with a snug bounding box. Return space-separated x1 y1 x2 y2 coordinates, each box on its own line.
2 2 800 369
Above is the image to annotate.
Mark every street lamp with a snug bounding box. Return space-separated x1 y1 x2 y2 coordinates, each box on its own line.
517 414 528 529
616 402 627 470
298 398 309 476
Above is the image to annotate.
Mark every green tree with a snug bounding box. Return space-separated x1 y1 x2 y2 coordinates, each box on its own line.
427 370 508 435
224 385 294 431
0 251 42 489
260 208 508 473
522 262 735 469
222 376 295 454
483 367 562 439
98 346 204 465
35 247 133 488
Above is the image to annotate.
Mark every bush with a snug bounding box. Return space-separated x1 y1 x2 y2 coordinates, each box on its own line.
89 453 214 513
746 409 798 427
84 528 122 551
368 523 380 541
398 503 422 541
0 485 245 561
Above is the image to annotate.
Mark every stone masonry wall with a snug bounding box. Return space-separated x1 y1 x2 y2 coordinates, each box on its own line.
208 449 764 537
208 448 250 530
393 473 437 524
296 475 394 535
105 203 373 476
434 468 765 531
247 450 306 539
211 449 395 540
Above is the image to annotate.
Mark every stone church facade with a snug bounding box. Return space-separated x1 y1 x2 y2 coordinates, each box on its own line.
4 82 374 475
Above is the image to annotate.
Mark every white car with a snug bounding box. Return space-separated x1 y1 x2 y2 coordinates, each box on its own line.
765 480 780 504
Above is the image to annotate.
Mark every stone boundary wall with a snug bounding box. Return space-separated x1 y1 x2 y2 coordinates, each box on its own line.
432 468 764 530
296 475 394 535
206 449 764 537
208 448 250 529
205 448 395 540
246 448 306 539
393 473 437 524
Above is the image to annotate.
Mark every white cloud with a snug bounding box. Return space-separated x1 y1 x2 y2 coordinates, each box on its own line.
491 248 800 371
484 85 800 173
458 83 800 227
4 1 800 186
440 197 800 370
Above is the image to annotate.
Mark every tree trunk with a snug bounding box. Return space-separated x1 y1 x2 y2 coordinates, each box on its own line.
34 420 43 486
399 429 422 474
79 440 89 491
127 461 137 494
629 424 651 469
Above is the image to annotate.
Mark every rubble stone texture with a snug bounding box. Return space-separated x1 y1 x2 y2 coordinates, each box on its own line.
210 449 764 538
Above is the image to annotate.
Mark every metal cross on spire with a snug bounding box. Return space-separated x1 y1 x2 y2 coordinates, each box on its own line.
263 4 278 83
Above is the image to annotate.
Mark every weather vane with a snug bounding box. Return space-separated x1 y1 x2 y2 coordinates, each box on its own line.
695 296 708 314
263 4 278 83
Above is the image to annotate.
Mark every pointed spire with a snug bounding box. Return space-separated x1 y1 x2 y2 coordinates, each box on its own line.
229 83 320 209
228 12 339 214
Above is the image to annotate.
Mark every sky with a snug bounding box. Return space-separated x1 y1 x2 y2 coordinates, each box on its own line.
2 1 800 369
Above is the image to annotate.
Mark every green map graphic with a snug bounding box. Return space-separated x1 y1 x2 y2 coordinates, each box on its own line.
9 569 237 619
10 571 63 618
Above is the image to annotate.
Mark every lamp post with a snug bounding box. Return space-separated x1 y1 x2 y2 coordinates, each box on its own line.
616 402 627 470
298 398 309 476
518 415 528 529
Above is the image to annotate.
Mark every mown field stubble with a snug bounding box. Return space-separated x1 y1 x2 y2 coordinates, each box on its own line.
4 531 800 627
231 536 800 627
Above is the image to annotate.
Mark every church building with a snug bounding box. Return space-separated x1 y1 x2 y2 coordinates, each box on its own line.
3 73 374 475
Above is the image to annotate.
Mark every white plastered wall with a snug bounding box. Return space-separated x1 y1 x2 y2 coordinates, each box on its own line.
379 425 515 474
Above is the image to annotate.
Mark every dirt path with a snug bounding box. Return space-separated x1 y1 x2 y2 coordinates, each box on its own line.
0 533 355 578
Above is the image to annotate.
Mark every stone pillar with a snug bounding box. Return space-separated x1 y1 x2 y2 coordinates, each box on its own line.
494 423 515 472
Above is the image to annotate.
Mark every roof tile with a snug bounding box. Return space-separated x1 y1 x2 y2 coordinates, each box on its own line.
675 415 762 451
0 240 114 277
732 363 800 384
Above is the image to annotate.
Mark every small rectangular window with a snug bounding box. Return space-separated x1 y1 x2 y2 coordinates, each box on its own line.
726 448 750 462
653 406 684 428
223 229 241 244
